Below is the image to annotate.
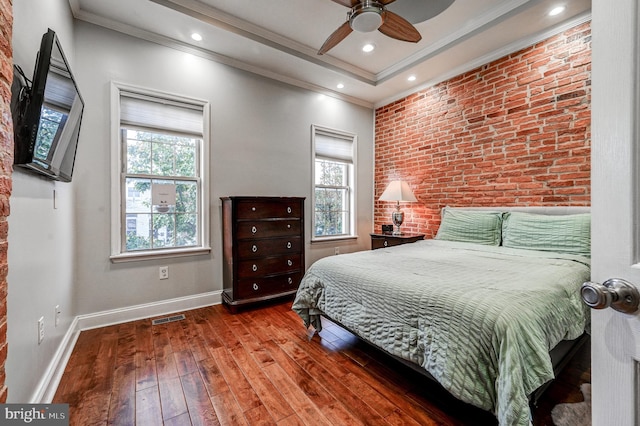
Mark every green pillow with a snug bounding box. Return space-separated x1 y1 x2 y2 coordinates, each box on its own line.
501 212 591 256
435 208 503 245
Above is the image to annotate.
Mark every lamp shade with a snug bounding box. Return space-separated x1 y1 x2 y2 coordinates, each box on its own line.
379 180 417 202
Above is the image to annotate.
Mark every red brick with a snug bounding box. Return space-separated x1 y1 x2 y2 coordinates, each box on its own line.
374 22 591 236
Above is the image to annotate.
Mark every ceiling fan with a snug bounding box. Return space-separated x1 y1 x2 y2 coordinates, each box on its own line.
319 0 452 55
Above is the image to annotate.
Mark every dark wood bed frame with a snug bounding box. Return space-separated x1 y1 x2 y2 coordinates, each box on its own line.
321 313 589 412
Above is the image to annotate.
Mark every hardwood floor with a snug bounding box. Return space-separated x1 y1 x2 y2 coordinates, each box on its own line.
53 300 590 425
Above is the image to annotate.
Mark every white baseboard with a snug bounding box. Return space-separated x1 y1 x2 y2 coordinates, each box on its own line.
35 291 222 402
76 291 222 331
33 316 80 403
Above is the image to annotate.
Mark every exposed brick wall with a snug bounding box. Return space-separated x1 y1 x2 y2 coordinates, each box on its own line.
374 22 591 238
0 0 11 404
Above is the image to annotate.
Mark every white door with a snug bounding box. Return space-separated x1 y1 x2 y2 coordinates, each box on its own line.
590 0 640 424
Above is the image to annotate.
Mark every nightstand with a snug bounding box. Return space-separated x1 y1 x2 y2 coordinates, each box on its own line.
370 233 425 250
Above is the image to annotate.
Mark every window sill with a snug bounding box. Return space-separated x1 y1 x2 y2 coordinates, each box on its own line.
311 235 358 244
110 246 211 263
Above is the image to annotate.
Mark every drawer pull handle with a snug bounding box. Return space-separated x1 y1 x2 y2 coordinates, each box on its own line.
252 245 258 253
251 226 257 234
287 224 291 229
286 241 292 249
287 259 293 267
288 277 293 284
252 264 258 272
287 207 292 214
252 207 256 212
253 283 259 291
384 240 388 247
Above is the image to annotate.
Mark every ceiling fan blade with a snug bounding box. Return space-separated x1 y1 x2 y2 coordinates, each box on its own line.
318 21 353 55
378 10 422 43
328 0 359 7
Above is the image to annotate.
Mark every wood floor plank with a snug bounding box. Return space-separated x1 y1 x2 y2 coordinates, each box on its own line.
163 412 192 426
228 344 293 422
181 314 213 362
135 386 163 426
115 322 137 366
134 321 158 391
210 390 249 426
260 339 335 408
196 357 229 398
191 308 225 351
107 361 136 426
261 362 333 426
153 325 180 382
180 371 220 426
209 345 262 413
276 339 387 425
243 404 278 426
72 390 111 426
276 413 306 426
174 349 197 377
158 376 188 421
53 300 590 426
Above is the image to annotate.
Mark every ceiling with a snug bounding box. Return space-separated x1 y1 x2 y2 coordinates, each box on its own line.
68 0 591 108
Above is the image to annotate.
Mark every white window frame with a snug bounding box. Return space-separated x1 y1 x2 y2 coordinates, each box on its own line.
110 82 211 262
311 124 357 242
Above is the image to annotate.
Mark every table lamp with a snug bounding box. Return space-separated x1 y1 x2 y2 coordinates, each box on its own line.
379 180 417 235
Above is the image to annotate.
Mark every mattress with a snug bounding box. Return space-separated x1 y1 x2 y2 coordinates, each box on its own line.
292 239 590 426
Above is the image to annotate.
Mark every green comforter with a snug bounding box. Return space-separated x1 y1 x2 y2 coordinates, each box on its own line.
292 240 590 426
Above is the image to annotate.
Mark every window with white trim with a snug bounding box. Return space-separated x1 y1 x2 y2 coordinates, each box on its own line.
110 83 210 262
312 125 356 240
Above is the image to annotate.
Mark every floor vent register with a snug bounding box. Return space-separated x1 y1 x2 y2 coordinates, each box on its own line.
151 314 186 325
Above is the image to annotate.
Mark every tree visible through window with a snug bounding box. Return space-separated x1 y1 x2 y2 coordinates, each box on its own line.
123 130 199 251
312 125 356 240
315 159 349 237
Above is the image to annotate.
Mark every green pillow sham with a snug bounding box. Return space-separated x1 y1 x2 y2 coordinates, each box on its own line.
435 207 503 246
501 211 591 256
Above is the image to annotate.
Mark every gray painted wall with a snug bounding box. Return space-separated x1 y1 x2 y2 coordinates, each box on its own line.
8 0 77 403
7 4 374 403
72 22 374 315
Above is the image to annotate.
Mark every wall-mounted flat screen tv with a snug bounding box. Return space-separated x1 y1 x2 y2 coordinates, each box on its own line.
11 28 84 182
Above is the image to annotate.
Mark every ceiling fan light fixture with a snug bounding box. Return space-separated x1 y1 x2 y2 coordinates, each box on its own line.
351 10 383 32
349 2 384 33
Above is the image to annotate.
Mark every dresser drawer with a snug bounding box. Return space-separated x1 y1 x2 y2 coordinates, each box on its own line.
236 220 300 239
235 272 302 299
237 255 302 277
370 233 425 250
237 236 302 259
236 200 302 220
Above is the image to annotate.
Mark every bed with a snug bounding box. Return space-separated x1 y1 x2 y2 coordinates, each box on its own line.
292 207 591 426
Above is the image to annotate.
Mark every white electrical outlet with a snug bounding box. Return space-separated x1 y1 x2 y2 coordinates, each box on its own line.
54 305 61 327
159 266 169 280
38 317 44 344
334 247 340 255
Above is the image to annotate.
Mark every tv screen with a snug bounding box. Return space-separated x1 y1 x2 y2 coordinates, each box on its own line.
12 29 84 182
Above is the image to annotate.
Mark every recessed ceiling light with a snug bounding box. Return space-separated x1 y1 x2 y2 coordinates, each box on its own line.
362 43 375 53
548 6 566 16
337 83 345 89
191 33 203 41
407 75 417 82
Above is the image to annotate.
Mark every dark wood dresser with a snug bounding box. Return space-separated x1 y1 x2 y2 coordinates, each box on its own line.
221 196 305 312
